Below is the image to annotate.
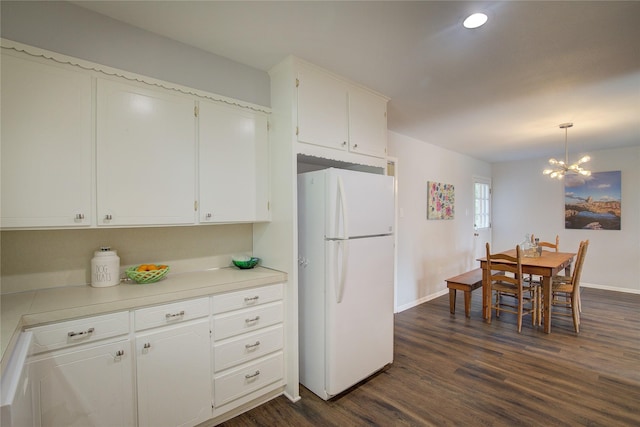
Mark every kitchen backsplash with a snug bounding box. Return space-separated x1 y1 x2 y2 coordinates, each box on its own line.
0 224 253 294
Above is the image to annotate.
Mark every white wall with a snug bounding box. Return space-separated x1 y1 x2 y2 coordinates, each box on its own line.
0 1 270 107
493 145 640 293
0 225 253 294
388 131 492 311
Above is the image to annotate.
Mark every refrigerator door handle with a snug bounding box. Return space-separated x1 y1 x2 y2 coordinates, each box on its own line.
337 176 349 239
335 240 349 303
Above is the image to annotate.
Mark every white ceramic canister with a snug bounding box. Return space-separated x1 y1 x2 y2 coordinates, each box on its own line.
91 247 121 288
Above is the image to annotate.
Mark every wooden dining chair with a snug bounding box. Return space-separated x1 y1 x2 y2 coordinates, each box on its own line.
531 234 560 252
551 240 589 333
527 234 560 285
485 243 539 333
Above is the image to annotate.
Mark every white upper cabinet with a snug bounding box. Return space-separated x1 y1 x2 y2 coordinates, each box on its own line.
96 79 197 226
1 52 93 228
297 65 349 151
198 101 270 223
296 61 388 160
2 42 271 229
348 85 388 158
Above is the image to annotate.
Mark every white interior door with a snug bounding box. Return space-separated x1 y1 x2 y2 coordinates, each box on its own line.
473 176 492 260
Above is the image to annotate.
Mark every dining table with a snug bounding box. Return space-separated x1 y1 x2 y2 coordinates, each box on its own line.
478 249 576 333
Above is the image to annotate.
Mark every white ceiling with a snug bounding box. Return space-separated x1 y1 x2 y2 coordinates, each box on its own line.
72 1 640 163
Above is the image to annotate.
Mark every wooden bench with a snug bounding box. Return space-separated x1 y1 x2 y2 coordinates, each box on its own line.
446 268 483 318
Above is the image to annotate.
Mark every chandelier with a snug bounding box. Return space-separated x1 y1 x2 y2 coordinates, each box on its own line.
543 123 591 179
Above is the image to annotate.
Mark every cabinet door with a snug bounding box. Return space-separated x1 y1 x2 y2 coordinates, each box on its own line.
136 319 212 427
297 65 349 151
1 53 92 228
29 340 135 427
199 101 270 223
96 79 196 226
348 86 388 159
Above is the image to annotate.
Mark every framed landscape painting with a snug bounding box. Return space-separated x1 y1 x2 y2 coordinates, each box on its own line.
427 181 454 220
565 171 621 230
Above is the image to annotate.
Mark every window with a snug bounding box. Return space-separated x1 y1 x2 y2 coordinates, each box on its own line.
474 180 491 230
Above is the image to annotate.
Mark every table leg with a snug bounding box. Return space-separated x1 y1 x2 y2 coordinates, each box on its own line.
464 291 472 318
449 289 456 314
543 275 552 333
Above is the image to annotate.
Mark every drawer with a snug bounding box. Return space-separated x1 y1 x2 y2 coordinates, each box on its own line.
213 301 283 341
214 351 284 407
212 283 283 314
28 311 129 355
135 297 209 331
214 324 283 372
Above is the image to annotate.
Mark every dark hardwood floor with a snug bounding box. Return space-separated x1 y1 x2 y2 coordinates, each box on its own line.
219 288 640 426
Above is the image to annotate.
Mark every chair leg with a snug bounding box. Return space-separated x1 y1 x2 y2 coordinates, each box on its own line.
538 287 542 326
517 295 523 333
571 294 580 333
577 289 582 313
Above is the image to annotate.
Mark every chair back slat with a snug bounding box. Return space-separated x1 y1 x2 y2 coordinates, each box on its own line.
531 234 559 252
485 243 523 288
571 240 589 296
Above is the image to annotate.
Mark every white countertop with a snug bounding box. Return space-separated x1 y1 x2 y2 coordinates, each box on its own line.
1 266 287 371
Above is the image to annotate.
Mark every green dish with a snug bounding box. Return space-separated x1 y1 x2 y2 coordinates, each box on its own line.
232 257 260 269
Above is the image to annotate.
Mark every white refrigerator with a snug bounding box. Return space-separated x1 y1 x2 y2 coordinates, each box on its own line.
297 167 395 400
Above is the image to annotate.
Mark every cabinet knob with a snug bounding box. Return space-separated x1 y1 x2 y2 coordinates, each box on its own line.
104 214 113 221
244 370 260 380
165 310 185 319
68 327 94 339
353 144 358 149
143 343 151 349
245 341 261 350
206 213 212 219
342 141 347 147
75 213 85 220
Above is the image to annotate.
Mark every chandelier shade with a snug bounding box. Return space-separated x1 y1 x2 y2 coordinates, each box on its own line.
543 123 591 179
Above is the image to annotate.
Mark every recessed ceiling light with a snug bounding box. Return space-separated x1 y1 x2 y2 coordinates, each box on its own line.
463 13 488 29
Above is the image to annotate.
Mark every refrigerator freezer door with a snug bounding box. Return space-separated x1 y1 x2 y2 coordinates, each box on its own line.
326 169 394 239
325 234 394 397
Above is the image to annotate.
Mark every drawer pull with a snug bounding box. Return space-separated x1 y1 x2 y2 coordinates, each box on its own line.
143 343 151 349
245 316 260 324
67 327 94 339
245 370 260 380
165 310 185 319
245 341 261 350
244 296 259 303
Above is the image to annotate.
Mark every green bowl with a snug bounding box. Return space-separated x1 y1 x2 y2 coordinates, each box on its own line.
232 257 259 269
125 265 170 284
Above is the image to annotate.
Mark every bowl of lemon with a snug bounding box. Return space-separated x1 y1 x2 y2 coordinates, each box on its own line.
126 264 170 284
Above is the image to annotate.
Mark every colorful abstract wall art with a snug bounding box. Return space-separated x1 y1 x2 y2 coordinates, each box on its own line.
427 181 455 220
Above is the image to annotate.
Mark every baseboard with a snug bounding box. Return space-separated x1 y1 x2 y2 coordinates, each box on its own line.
582 282 640 294
396 288 448 313
395 282 639 314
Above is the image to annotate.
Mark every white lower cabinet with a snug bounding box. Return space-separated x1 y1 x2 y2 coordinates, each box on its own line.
134 299 212 427
16 284 286 427
26 313 135 427
211 284 285 414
